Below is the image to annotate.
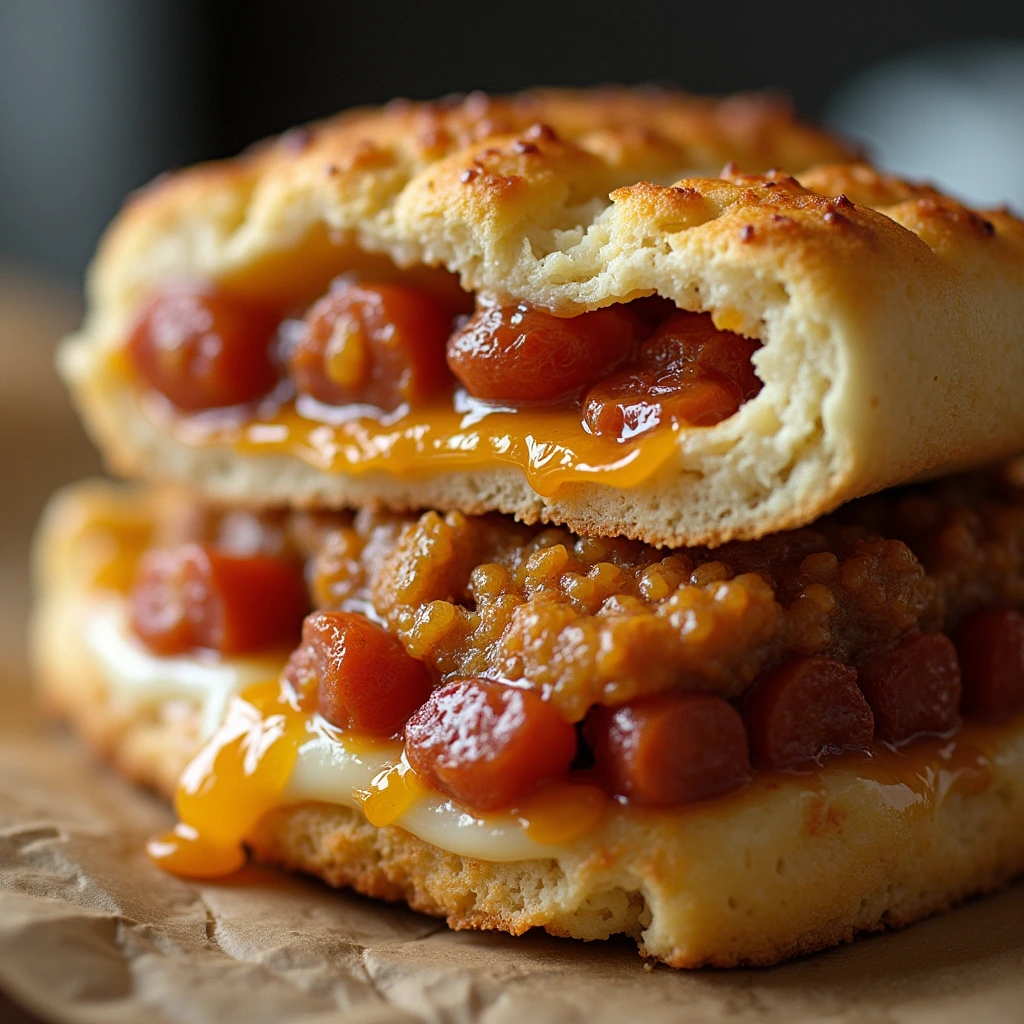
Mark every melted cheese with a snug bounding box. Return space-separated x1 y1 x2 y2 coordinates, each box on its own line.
84 601 284 738
287 723 608 860
157 392 681 498
83 601 608 871
83 599 1008 883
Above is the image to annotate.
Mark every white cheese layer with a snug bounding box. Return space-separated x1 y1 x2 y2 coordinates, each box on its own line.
84 601 282 739
84 600 586 862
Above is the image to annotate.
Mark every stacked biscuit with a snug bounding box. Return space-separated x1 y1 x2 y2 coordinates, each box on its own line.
32 89 1024 967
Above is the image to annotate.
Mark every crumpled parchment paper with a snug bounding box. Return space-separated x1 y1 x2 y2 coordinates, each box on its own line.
0 705 1023 1024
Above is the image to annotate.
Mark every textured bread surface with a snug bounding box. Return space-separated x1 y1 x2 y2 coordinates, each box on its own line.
32 483 1024 968
59 89 1024 545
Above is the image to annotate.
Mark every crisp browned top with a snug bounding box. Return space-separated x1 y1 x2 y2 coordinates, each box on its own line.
86 88 857 319
133 87 858 211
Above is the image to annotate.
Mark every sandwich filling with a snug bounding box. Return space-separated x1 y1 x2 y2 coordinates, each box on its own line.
51 469 1024 876
116 277 762 495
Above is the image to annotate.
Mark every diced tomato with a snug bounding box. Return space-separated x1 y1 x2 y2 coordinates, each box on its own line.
583 692 751 806
126 282 281 410
642 312 762 399
129 544 309 656
446 302 642 404
288 279 454 410
952 609 1024 717
745 656 874 769
285 611 433 736
404 678 578 812
583 373 741 438
857 632 962 743
582 311 761 439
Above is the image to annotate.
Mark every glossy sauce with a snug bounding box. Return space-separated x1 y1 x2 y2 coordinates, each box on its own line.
354 756 430 828
118 277 767 495
849 733 996 805
514 782 607 844
155 391 681 498
147 680 309 878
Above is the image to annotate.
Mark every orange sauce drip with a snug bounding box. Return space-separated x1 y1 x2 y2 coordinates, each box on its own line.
157 395 679 498
514 782 608 844
147 680 308 878
848 733 997 804
720 728 1003 830
354 759 430 828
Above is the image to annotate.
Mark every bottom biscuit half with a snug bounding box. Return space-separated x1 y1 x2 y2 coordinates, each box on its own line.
248 755 1024 969
30 479 1024 968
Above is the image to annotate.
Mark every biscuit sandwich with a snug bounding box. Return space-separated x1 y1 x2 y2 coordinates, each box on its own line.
33 88 1024 968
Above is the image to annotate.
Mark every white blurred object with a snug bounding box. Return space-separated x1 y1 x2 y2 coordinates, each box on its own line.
826 40 1024 212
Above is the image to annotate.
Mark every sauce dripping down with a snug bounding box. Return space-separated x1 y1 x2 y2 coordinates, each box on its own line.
354 757 429 828
147 680 308 878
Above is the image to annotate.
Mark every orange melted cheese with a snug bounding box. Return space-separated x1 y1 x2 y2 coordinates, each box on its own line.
156 394 680 498
148 673 613 878
149 671 1017 881
148 681 309 878
354 758 430 828
514 782 608 844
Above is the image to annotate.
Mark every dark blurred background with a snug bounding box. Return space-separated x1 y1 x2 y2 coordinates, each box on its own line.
3 0 1024 283
1 0 1024 694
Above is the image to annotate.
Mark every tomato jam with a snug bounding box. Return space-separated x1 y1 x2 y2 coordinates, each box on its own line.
129 543 308 656
582 311 762 439
122 277 763 482
288 279 456 411
127 467 1024 847
126 283 282 410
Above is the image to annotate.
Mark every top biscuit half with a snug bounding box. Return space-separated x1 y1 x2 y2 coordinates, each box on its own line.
59 87 1024 547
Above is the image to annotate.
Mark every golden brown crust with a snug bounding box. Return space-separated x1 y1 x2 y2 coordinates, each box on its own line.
92 88 857 309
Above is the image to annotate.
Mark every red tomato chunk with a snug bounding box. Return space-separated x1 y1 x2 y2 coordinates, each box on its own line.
286 611 433 736
583 692 751 806
129 544 308 656
288 280 454 410
857 632 962 743
446 303 642 404
126 283 281 410
583 312 762 439
404 678 578 812
953 608 1024 717
745 656 874 769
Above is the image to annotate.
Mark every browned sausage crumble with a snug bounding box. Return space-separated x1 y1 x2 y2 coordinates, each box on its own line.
135 465 1024 809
